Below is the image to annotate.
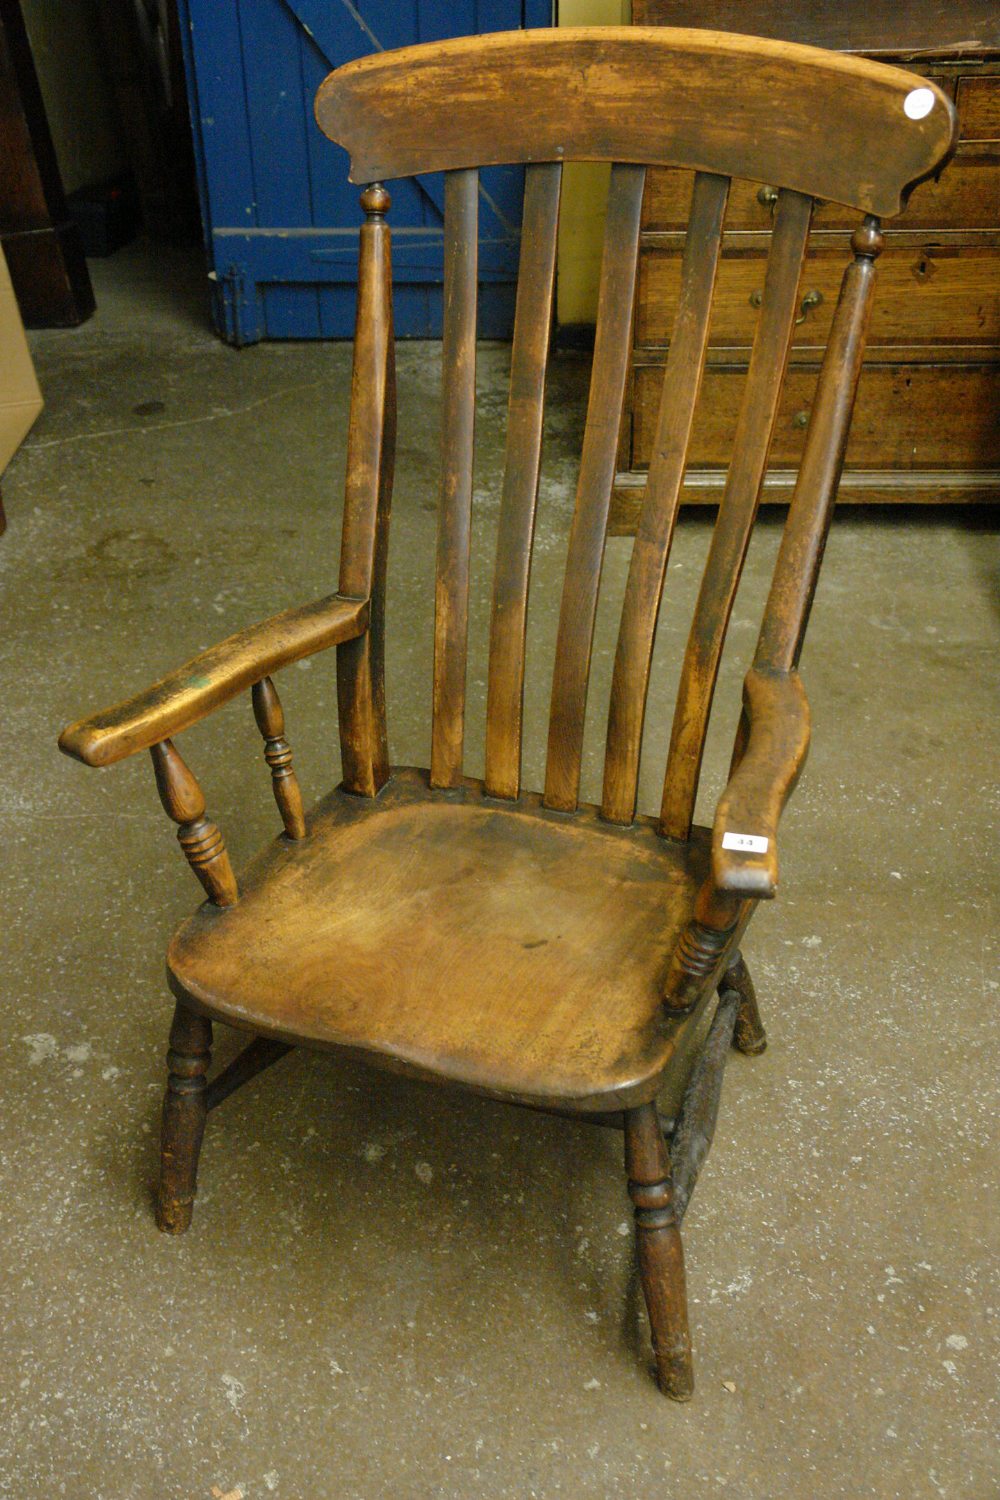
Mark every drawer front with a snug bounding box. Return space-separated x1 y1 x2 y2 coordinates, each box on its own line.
630 3 1000 54
632 362 1000 470
958 75 1000 139
643 148 1000 232
636 243 1000 350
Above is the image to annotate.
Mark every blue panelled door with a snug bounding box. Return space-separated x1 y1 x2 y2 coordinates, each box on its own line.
176 0 552 343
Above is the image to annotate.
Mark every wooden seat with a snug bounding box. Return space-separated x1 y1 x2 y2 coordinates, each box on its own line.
167 768 713 1111
58 27 956 1401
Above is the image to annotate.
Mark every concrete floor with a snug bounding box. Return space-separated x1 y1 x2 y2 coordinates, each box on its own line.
1 241 997 1499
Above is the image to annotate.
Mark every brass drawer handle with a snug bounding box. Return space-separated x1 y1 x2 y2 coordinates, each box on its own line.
793 409 810 429
749 288 823 324
796 289 823 323
756 184 779 212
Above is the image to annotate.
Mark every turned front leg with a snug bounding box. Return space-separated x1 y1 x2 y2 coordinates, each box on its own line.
624 1102 694 1400
156 1003 213 1233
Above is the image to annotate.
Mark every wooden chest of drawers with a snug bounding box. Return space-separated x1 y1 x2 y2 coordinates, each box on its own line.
613 2 1000 524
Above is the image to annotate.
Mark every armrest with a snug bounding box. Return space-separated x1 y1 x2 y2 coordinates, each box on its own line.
711 667 811 900
58 592 370 768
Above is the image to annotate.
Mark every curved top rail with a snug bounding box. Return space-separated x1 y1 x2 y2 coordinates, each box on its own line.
314 27 956 217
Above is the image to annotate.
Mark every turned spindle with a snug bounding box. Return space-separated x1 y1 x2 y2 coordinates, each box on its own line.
251 676 306 839
149 739 238 906
662 881 742 1012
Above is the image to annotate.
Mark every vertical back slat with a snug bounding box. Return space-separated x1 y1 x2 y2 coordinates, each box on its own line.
484 160 562 800
659 189 814 839
755 219 885 675
543 162 646 813
601 171 729 826
430 168 479 789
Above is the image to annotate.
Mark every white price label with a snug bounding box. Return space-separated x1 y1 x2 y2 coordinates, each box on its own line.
722 831 769 854
903 87 935 120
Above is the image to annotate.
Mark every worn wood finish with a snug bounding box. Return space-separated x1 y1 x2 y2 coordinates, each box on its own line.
155 1002 213 1233
58 593 369 768
484 162 561 800
314 29 955 217
660 191 813 841
252 676 306 840
670 989 739 1222
544 163 645 813
150 739 238 908
757 221 885 674
602 172 728 826
58 27 958 1399
624 1102 693 1399
337 183 396 798
430 168 478 790
168 768 716 1112
712 669 811 899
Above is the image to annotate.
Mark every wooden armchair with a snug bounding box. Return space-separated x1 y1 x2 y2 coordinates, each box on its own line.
58 29 955 1399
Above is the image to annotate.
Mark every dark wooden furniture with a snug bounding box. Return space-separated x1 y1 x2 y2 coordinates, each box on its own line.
91 0 200 246
58 28 955 1399
0 0 94 326
612 0 1000 525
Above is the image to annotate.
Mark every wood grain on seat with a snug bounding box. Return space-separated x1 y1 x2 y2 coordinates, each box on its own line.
167 769 712 1112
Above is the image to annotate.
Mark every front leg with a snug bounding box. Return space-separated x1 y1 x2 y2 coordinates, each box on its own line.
624 1102 694 1400
156 1002 213 1233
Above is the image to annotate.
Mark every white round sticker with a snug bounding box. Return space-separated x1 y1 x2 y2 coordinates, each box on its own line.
903 87 935 121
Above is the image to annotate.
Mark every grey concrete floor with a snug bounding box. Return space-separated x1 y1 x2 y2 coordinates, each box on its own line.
1 240 997 1499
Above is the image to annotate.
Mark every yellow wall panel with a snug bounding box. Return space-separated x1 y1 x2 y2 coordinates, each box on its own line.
556 1 630 327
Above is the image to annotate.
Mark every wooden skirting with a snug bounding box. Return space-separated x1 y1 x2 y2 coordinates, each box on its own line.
609 469 1000 532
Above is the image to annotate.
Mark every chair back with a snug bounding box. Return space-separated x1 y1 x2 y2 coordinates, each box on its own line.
315 28 956 828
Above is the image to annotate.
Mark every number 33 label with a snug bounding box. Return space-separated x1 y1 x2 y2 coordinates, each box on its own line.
722 831 769 854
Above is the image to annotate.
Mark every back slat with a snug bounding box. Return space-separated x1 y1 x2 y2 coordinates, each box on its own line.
601 171 729 825
659 189 814 839
431 168 479 789
544 162 646 813
484 161 562 800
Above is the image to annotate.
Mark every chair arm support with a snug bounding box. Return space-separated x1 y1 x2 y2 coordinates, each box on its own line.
711 667 811 900
58 592 370 768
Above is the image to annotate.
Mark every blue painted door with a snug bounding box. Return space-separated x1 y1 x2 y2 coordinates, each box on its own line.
176 0 552 343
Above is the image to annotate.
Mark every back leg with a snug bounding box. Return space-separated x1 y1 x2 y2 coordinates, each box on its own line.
156 1001 213 1233
623 1102 694 1400
719 949 767 1055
